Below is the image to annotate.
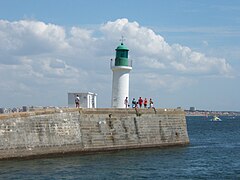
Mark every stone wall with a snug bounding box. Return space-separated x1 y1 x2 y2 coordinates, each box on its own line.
0 108 189 160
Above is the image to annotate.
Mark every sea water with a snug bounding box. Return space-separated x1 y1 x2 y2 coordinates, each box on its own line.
0 116 239 179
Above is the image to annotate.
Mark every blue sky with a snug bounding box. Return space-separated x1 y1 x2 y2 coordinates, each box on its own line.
0 0 240 111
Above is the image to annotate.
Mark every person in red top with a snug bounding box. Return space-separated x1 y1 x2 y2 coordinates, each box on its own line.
138 97 143 108
143 98 148 108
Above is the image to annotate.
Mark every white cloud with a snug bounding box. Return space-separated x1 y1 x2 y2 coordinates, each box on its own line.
100 19 233 77
0 18 234 107
0 20 68 56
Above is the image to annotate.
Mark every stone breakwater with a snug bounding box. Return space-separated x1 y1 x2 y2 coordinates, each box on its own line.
0 108 189 160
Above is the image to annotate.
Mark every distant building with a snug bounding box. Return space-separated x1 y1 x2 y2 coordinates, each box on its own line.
0 108 4 114
22 106 29 112
189 107 196 112
68 92 97 108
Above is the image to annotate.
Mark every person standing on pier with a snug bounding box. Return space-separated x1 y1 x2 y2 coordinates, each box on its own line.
75 95 80 108
144 98 148 108
124 97 129 108
149 98 154 108
138 97 143 108
132 98 137 108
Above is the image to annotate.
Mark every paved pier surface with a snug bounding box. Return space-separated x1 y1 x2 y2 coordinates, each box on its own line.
0 108 189 160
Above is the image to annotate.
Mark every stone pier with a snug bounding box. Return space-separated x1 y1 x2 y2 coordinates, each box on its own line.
0 108 189 160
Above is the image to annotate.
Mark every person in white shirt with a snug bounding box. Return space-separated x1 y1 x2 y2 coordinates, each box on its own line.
75 95 80 108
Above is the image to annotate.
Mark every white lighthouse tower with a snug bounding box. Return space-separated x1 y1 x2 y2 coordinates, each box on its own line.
111 42 132 108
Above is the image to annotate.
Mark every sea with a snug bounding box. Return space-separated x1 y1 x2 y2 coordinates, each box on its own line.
0 116 239 179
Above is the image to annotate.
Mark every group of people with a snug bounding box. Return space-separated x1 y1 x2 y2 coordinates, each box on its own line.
124 97 154 109
75 94 154 109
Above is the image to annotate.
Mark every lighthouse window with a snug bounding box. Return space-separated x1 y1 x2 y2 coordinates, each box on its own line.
121 51 128 58
125 51 128 57
116 50 128 58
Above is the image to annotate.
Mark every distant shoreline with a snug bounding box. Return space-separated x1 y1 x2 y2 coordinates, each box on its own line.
185 114 239 117
185 111 240 117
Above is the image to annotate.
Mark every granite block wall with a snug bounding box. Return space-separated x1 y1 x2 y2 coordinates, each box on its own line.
0 108 189 159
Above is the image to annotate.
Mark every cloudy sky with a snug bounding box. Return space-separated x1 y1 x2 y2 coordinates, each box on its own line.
0 0 240 111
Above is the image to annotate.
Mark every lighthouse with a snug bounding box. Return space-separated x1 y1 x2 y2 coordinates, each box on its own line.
111 42 132 108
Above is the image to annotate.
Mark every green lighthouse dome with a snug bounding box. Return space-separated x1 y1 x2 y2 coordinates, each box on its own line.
115 43 129 66
116 43 129 51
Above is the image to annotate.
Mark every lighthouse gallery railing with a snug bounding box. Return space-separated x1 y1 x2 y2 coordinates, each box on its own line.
110 59 133 69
